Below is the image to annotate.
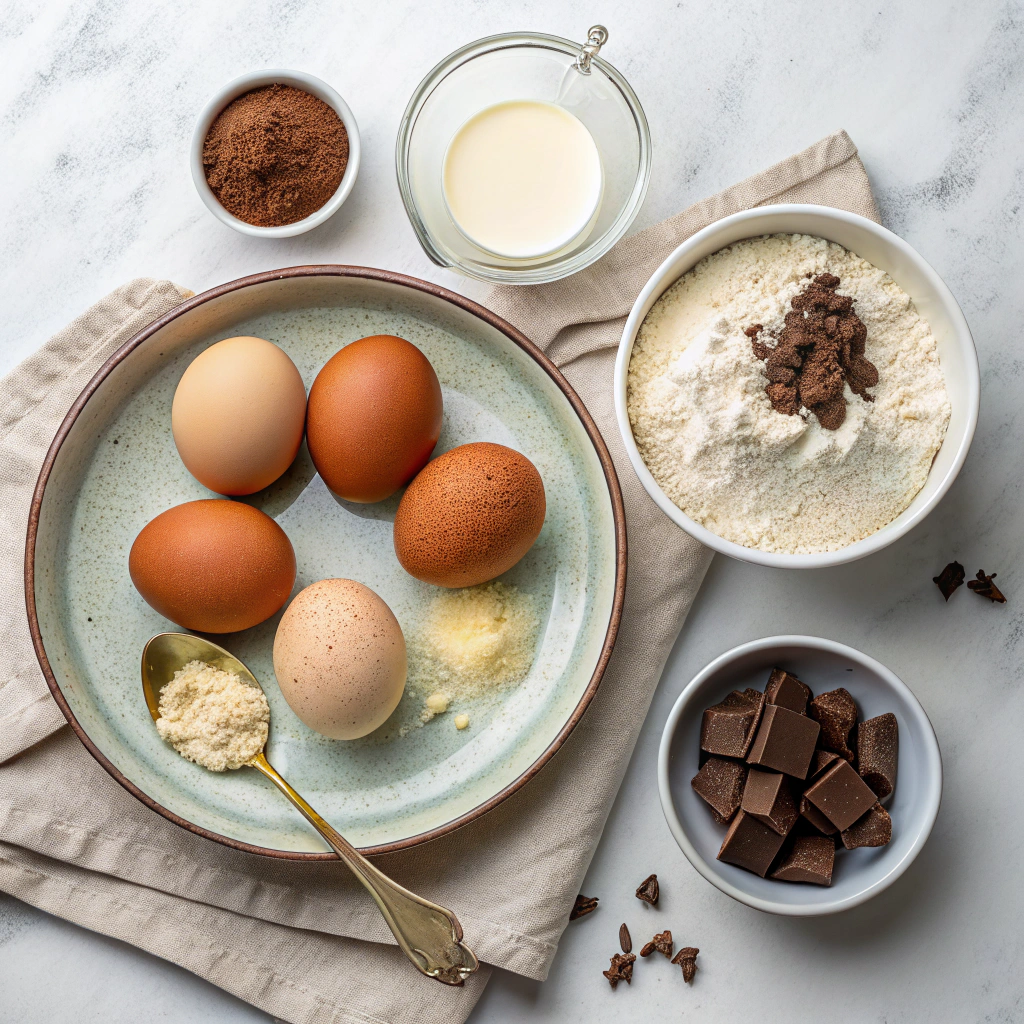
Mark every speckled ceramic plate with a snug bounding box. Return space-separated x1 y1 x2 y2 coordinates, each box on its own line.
27 267 625 857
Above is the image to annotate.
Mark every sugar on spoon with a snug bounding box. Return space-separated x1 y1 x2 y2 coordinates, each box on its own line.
141 631 479 986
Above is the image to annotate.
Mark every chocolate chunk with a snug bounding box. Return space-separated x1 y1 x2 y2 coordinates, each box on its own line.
803 758 878 831
700 690 765 758
603 952 636 988
691 757 747 824
857 713 898 798
672 946 699 983
717 811 787 876
841 803 893 849
740 769 798 836
619 923 632 953
570 894 599 920
811 749 840 778
967 569 1006 603
722 690 757 708
635 874 659 905
764 668 811 714
770 835 835 885
746 704 820 779
933 560 965 600
808 687 858 761
799 795 838 834
639 930 673 959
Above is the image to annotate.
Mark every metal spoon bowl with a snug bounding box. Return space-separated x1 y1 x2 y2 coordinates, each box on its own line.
141 632 479 986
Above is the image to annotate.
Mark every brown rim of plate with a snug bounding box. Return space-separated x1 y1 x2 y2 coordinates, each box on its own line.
24 264 627 860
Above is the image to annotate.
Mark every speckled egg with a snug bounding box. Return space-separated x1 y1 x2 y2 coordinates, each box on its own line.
273 579 407 740
305 335 443 503
172 336 307 496
129 499 296 633
393 442 546 588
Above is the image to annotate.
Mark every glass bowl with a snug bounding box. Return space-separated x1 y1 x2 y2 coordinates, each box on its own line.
396 29 651 285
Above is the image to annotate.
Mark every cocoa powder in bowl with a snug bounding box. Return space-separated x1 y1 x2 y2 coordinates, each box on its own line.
202 84 349 227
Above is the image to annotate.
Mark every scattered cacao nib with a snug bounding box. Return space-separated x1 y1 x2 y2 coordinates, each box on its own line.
635 874 659 905
748 274 877 431
967 569 1006 603
639 930 674 959
619 923 632 954
570 894 599 921
933 561 965 601
603 952 636 988
671 946 699 984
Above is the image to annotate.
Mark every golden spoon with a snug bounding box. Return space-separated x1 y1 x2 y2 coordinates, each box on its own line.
141 632 479 986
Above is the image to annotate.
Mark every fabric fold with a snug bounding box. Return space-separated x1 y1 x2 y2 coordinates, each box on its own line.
0 841 491 1024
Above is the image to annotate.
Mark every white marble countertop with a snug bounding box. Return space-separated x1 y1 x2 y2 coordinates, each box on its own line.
2 1 1023 1021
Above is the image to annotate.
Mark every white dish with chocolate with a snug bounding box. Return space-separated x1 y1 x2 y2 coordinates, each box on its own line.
657 635 942 917
614 205 980 568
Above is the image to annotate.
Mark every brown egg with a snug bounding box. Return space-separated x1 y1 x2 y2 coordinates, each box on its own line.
305 335 443 502
273 579 407 740
172 336 307 496
393 442 546 588
129 500 296 633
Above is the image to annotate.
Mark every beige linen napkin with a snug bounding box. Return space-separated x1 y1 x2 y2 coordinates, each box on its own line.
0 131 878 1024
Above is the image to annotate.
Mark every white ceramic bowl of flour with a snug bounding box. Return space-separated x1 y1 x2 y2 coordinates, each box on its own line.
613 205 980 568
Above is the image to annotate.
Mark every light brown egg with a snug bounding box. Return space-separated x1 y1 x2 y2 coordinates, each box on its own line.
273 579 407 740
305 335 443 503
129 500 296 633
393 442 546 588
172 336 307 496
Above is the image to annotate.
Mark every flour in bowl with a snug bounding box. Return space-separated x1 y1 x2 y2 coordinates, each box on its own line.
626 234 950 554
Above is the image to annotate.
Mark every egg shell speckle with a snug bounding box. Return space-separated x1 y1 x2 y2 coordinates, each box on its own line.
273 579 407 740
128 499 296 633
393 441 546 588
171 336 307 496
305 334 443 503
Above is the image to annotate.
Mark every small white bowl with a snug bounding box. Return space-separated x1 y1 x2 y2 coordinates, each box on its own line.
190 69 360 238
613 204 980 568
658 636 942 916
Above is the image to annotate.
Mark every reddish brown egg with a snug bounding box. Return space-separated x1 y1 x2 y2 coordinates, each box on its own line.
393 442 546 588
129 500 296 633
305 335 443 503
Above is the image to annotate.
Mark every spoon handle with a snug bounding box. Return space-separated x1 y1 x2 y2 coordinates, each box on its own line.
249 751 479 985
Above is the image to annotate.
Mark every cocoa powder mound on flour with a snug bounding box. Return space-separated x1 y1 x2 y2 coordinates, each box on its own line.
746 273 879 430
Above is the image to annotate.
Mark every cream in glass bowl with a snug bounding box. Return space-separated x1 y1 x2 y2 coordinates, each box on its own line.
397 27 651 285
441 99 604 261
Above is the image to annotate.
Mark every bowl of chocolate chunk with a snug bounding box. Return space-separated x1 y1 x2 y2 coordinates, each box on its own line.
191 70 360 237
658 635 941 915
614 204 980 568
